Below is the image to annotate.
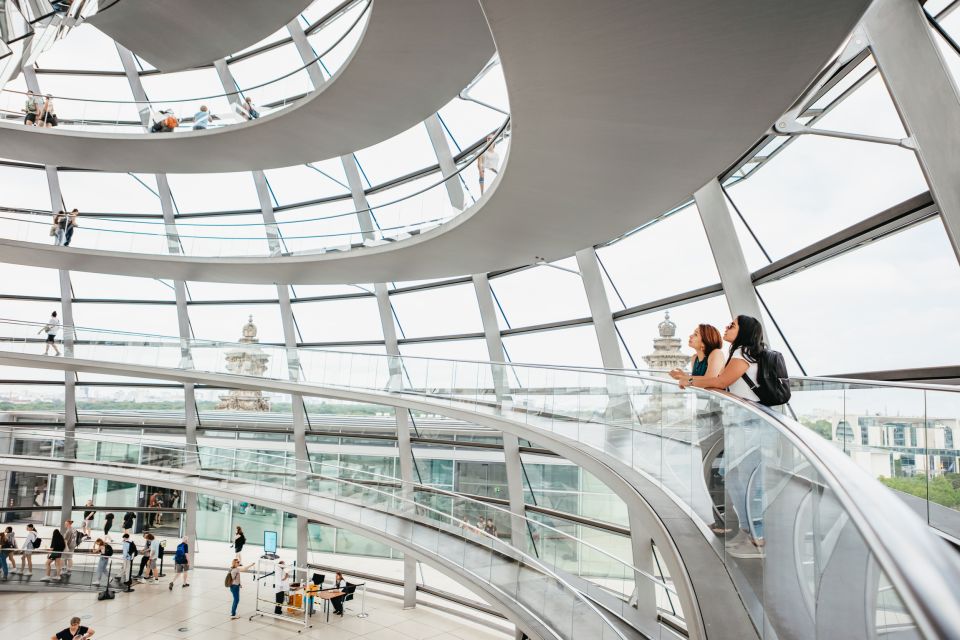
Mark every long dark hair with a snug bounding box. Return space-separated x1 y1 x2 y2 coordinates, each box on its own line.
726 315 765 364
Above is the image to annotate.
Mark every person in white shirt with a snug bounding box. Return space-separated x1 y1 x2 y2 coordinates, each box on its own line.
331 571 348 615
40 311 61 356
477 134 499 194
676 315 762 401
273 561 290 614
678 315 767 556
23 524 38 575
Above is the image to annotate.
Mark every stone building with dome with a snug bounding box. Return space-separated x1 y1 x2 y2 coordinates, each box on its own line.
642 311 689 372
216 315 272 411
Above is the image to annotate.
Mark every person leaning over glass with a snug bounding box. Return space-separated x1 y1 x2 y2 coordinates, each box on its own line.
676 315 768 557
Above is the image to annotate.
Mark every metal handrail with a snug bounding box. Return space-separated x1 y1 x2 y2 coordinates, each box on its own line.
2 320 958 636
3 0 371 106
721 394 960 640
0 119 508 232
0 444 630 639
6 424 671 597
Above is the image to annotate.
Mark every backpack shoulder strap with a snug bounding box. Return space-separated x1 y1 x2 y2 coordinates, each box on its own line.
740 372 760 392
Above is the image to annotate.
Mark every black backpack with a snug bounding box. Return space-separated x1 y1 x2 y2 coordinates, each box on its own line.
740 349 791 406
128 540 138 557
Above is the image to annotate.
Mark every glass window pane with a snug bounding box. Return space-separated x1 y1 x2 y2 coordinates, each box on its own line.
390 283 483 339
167 173 259 213
490 260 591 328
0 165 49 210
726 134 927 263
757 219 960 373
597 204 720 307
354 122 438 186
293 298 384 343
189 304 286 343
58 172 160 214
502 325 603 368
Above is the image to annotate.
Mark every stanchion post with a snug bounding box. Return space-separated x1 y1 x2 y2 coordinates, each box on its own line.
357 582 369 618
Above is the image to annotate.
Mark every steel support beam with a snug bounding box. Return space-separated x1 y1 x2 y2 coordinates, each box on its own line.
252 170 282 254
424 114 465 209
213 58 242 114
244 140 309 566
694 178 765 326
26 61 78 528
574 248 624 370
117 44 200 555
287 17 326 89
571 250 655 624
342 155 376 238
116 44 150 126
471 274 527 553
277 282 310 569
862 0 960 264
373 281 417 608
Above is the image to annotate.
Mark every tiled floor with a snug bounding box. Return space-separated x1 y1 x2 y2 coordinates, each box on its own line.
0 568 513 639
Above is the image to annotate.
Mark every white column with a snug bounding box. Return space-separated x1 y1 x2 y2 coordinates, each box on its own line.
30 118 77 527
471 274 527 550
116 44 199 554
342 155 376 238
372 281 418 608
575 248 624 370
424 114 465 209
287 17 326 89
694 179 765 324
863 0 960 263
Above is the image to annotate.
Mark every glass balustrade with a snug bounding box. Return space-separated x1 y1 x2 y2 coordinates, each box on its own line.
0 425 657 639
0 0 371 131
0 122 508 256
0 318 955 638
1 546 117 591
787 377 960 543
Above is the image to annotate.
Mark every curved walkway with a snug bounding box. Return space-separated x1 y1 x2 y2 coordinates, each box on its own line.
0 0 871 283
86 0 314 72
4 339 959 638
0 0 494 173
0 455 607 640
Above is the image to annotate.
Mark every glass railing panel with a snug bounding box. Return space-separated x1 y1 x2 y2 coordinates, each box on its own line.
923 388 960 539
0 0 372 132
4 323 956 637
789 377 960 542
1 424 653 638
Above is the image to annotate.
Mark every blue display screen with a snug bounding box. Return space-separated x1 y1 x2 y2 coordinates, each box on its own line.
264 530 278 554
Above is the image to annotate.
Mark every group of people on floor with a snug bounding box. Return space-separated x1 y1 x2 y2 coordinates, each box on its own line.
23 90 58 127
0 518 186 588
50 209 79 246
150 97 260 133
22 90 262 132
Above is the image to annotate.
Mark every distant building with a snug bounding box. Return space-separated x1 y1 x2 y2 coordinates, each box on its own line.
829 414 959 477
216 315 271 412
642 311 688 372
